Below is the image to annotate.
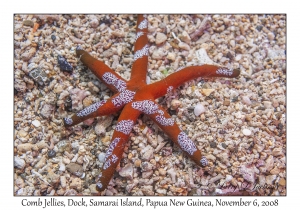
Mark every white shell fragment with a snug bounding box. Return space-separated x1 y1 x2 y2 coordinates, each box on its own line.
242 128 252 136
194 103 206 116
31 120 41 127
14 156 25 169
155 32 167 45
119 163 134 179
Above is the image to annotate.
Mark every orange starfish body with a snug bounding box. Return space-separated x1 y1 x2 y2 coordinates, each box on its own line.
64 15 240 192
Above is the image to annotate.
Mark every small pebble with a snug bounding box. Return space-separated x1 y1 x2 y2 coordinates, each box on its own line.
256 25 263 31
14 156 25 169
268 32 275 40
201 89 215 96
32 120 41 127
194 103 206 116
23 20 34 27
47 150 56 158
18 129 28 138
119 163 133 179
242 128 252 136
278 178 286 186
158 168 167 176
66 163 84 177
210 141 217 148
98 153 106 163
29 68 49 86
134 159 141 167
242 96 251 105
101 136 111 146
223 99 230 106
170 99 181 110
221 143 227 149
51 34 56 41
155 32 167 45
178 42 190 51
57 55 73 72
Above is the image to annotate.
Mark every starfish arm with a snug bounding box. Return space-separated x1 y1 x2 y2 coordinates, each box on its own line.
129 99 208 167
146 65 240 99
64 88 136 127
146 102 208 167
95 104 141 191
128 14 149 85
63 97 120 127
76 48 127 93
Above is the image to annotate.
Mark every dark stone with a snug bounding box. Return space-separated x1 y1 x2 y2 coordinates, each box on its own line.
219 130 226 134
51 34 56 41
29 68 49 86
210 141 217 148
65 96 72 111
231 96 239 102
256 25 263 31
57 55 73 72
221 143 227 149
226 51 234 60
100 17 112 25
47 150 56 158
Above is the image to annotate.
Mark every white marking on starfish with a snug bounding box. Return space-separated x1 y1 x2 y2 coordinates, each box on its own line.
112 90 135 107
111 154 118 163
115 120 134 135
177 131 197 155
155 115 175 126
157 110 164 115
98 172 102 179
64 117 73 125
135 31 144 42
216 68 233 76
132 100 158 114
103 159 111 170
133 44 149 61
96 182 103 189
200 156 208 166
102 72 127 91
138 19 148 29
104 138 120 161
76 100 107 117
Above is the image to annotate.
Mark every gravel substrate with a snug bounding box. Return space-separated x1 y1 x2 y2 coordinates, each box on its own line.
14 14 286 196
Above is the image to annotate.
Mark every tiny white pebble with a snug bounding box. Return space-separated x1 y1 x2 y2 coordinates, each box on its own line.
194 103 206 116
146 76 151 84
98 153 106 163
242 96 251 105
225 174 233 182
32 120 41 127
14 156 25 169
242 128 252 136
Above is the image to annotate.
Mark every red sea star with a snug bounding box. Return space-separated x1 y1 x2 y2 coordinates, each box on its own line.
63 15 240 192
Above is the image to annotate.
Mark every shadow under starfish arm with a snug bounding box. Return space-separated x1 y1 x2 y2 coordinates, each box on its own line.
95 104 141 192
147 65 240 99
146 102 208 167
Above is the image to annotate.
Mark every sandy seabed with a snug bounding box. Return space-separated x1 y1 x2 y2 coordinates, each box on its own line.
14 14 286 196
